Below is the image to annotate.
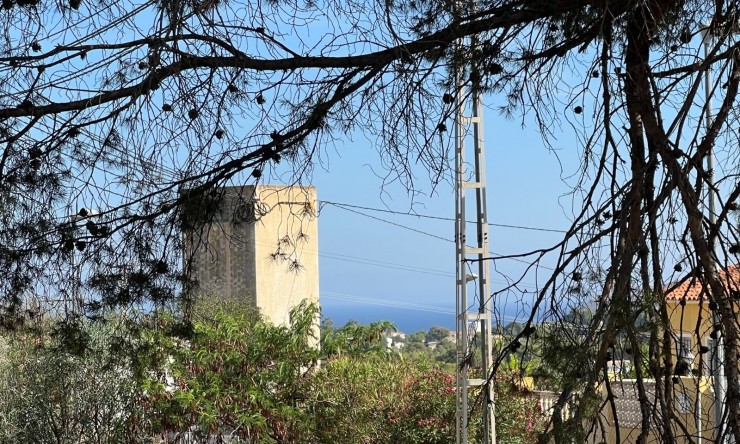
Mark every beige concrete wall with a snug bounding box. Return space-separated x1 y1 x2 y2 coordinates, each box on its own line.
252 185 319 326
187 185 319 328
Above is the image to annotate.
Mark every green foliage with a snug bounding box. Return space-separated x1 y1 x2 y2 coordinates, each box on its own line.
0 322 141 444
138 300 319 443
495 372 543 444
406 331 426 343
562 307 593 326
0 304 545 443
311 355 457 444
391 327 456 372
425 326 450 342
506 352 536 376
314 326 543 444
528 323 591 391
320 318 396 358
502 321 523 335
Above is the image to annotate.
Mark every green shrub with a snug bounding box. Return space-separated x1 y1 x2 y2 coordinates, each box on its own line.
310 356 455 444
137 300 319 443
0 303 544 444
0 323 141 444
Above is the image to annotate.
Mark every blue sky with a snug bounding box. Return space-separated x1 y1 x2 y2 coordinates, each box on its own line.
306 101 582 332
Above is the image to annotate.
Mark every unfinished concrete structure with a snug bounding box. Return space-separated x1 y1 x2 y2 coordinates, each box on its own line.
186 185 319 326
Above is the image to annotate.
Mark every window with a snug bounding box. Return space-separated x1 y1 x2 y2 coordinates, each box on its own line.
705 338 717 376
677 335 692 358
675 335 694 375
677 391 691 413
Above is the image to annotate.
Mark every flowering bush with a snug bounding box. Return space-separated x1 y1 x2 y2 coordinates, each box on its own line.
311 356 457 444
495 371 544 444
137 301 319 443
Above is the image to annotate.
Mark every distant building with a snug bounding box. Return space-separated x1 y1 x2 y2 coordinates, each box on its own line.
185 185 319 327
383 332 407 350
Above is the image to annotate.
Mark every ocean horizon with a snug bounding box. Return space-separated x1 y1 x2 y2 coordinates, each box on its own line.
321 303 455 333
320 299 534 334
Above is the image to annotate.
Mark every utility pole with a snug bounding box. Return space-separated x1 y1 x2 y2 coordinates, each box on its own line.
701 24 728 444
454 15 495 443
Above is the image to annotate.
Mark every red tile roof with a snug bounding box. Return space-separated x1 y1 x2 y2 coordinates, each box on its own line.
665 264 740 302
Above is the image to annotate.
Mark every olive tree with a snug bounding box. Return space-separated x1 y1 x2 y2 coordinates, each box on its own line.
0 324 141 444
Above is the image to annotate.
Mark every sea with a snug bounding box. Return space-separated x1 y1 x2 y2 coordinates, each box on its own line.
321 303 455 334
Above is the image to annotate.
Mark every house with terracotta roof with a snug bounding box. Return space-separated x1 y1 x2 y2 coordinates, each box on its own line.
539 266 740 444
665 264 740 375
584 265 740 444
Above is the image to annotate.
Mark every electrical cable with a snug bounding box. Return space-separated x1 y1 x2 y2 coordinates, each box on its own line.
322 291 454 314
327 204 454 243
236 238 541 291
321 200 568 234
323 202 556 271
51 134 554 276
57 134 564 238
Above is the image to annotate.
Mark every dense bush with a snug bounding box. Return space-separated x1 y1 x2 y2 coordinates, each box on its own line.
311 356 457 444
137 301 319 443
0 322 141 444
495 371 544 444
0 303 544 443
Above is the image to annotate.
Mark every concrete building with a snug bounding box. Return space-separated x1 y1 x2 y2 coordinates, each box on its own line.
186 185 319 327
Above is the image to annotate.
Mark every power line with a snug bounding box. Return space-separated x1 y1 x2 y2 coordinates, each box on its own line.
322 202 556 271
57 139 563 238
320 251 454 278
321 252 539 290
251 238 456 278
322 291 454 314
55 141 555 274
320 200 568 234
325 203 454 243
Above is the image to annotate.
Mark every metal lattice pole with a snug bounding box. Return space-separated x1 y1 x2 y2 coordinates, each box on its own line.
454 38 495 444
701 25 728 444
